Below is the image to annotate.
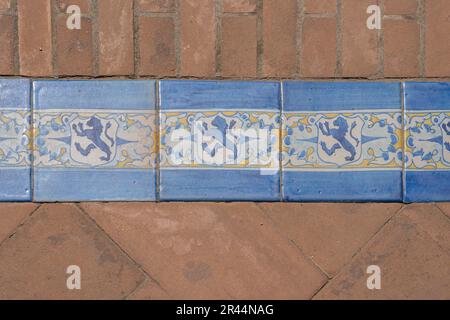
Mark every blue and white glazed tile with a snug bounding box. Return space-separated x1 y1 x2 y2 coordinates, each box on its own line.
0 79 31 201
33 80 157 201
159 80 281 201
404 82 450 202
282 81 403 201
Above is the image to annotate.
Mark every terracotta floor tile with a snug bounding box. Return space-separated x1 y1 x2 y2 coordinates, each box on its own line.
0 203 145 299
258 203 402 276
314 204 450 299
437 203 450 219
81 202 327 299
0 203 38 243
127 278 171 300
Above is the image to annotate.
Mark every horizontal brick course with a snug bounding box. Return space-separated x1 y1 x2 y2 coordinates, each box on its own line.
0 0 444 78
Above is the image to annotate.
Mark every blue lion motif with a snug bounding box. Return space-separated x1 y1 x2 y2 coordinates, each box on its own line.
319 116 360 162
442 121 450 152
72 116 115 162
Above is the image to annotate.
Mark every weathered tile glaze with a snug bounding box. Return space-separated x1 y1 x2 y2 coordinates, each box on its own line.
159 80 281 201
33 80 157 201
282 82 403 201
0 79 31 201
404 82 450 202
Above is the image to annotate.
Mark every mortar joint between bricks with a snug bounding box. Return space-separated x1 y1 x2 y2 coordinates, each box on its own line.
174 0 181 77
256 0 263 78
92 0 99 77
296 0 304 77
215 0 223 77
335 0 343 78
133 0 140 78
50 0 57 77
377 0 385 78
418 0 426 78
11 0 19 75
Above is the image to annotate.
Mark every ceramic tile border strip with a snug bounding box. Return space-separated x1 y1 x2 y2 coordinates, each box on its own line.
404 82 450 202
32 80 157 202
0 78 449 202
0 79 32 201
282 82 403 202
159 80 281 201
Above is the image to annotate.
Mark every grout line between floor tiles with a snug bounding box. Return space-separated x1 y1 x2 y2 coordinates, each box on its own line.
309 275 331 300
311 203 407 297
435 203 450 223
0 204 41 248
123 274 150 300
254 203 330 279
75 203 169 295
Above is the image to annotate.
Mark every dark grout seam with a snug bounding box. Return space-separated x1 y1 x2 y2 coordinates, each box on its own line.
254 203 331 280
256 0 263 77
311 203 407 298
75 203 170 296
0 204 41 248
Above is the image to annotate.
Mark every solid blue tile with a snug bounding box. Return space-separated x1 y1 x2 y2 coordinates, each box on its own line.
33 80 156 202
160 80 281 201
160 80 280 110
0 79 31 201
283 81 401 112
160 169 280 201
34 80 156 110
404 82 450 202
282 81 403 202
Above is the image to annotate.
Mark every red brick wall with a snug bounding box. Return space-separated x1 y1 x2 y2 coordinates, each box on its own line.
0 0 448 78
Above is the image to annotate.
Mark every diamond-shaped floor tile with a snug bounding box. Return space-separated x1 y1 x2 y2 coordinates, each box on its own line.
33 80 157 201
0 79 31 201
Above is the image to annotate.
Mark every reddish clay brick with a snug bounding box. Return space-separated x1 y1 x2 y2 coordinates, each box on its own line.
57 0 90 13
139 16 176 76
180 0 216 77
56 16 93 76
384 20 419 77
342 0 378 77
223 0 256 13
263 0 297 77
18 0 53 76
304 0 336 14
301 17 336 77
138 0 175 12
98 0 134 75
384 0 417 15
425 0 450 77
221 16 257 77
0 15 14 75
0 0 10 12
